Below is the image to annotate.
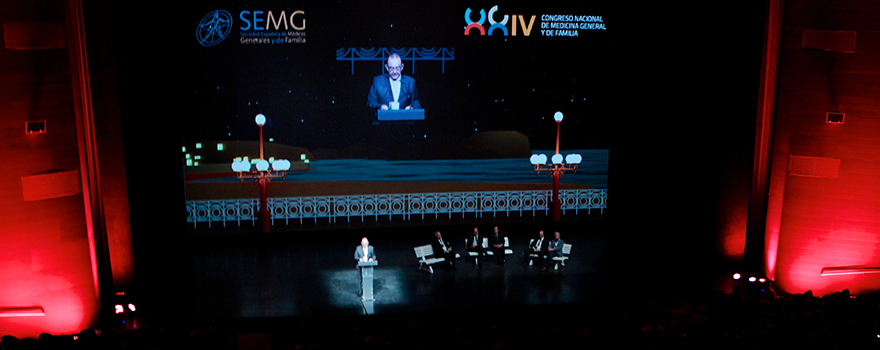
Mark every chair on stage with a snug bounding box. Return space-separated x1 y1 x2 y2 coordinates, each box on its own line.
527 239 541 266
413 244 445 274
551 244 573 270
484 237 514 256
464 238 486 265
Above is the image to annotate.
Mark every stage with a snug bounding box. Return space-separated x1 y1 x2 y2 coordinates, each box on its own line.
158 221 608 320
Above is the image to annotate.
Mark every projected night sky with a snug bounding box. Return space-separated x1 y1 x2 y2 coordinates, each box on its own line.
183 1 614 156
182 1 614 229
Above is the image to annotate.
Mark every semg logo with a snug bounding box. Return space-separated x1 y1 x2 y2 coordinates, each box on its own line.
197 9 306 47
239 10 305 31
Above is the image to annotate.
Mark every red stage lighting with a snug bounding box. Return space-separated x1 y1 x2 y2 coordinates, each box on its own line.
758 278 767 283
114 305 124 314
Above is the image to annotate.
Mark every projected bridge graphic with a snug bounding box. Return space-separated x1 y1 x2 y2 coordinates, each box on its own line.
185 151 608 227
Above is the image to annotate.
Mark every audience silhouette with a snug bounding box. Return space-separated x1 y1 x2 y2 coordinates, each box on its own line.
3 287 880 349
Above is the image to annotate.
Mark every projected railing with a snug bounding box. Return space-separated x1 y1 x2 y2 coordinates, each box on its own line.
186 189 606 227
336 47 454 75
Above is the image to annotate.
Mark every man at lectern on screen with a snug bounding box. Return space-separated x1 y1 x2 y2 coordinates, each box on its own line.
367 53 420 111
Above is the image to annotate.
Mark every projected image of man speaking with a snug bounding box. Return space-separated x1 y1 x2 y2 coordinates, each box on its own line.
367 53 420 111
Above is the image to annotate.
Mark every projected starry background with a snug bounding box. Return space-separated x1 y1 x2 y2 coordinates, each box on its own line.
182 1 615 160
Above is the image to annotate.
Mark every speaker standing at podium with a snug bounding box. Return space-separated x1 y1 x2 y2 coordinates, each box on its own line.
367 53 420 111
355 237 377 296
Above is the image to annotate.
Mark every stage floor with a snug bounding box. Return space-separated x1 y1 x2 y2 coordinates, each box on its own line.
178 222 609 319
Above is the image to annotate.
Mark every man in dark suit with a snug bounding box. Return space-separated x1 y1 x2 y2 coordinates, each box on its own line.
432 231 456 270
355 237 377 263
367 53 420 112
355 237 377 296
525 230 550 270
489 226 506 265
466 227 486 266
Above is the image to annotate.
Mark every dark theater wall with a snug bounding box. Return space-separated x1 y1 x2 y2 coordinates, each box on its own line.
606 1 767 278
766 0 880 295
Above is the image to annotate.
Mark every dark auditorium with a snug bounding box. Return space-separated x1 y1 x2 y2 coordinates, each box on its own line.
2 0 880 349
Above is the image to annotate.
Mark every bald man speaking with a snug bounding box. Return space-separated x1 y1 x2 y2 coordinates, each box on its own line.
367 53 420 111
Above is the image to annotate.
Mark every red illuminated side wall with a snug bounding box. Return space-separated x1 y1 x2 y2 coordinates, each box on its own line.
765 1 880 295
0 0 133 338
0 21 98 341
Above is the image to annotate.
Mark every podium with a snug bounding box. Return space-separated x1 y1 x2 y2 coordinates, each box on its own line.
358 260 378 301
377 109 425 121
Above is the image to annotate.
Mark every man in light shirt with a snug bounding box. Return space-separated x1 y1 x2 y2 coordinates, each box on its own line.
547 231 565 269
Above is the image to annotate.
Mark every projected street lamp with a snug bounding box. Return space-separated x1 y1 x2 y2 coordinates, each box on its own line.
231 113 291 233
530 111 581 222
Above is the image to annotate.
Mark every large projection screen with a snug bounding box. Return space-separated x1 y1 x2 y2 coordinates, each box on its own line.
183 1 612 230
